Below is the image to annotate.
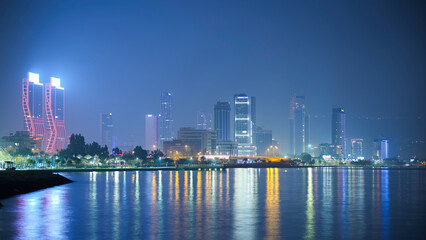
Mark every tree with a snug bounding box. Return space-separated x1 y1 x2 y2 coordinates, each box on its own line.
151 149 164 160
300 153 313 165
112 147 122 156
86 141 102 156
134 146 148 161
99 145 109 159
68 134 86 156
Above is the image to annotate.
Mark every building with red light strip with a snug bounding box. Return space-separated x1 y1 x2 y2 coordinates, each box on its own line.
44 77 66 153
22 73 66 153
22 72 45 150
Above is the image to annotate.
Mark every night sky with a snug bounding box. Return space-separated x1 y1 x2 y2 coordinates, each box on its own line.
0 0 425 157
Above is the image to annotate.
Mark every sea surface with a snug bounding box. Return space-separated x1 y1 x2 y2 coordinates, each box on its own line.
1 168 426 239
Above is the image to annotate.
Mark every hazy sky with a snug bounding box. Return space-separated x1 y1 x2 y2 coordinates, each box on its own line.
0 0 425 156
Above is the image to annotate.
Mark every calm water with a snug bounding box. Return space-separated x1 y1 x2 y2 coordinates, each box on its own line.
1 168 426 239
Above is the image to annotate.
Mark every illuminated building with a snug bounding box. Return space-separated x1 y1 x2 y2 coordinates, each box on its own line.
214 101 231 141
196 111 213 130
380 139 389 160
163 128 216 157
351 139 363 159
145 114 158 150
100 112 114 151
22 72 44 149
332 108 346 158
22 72 66 153
159 91 173 149
255 126 273 156
177 127 216 156
44 77 66 153
234 94 256 156
289 95 309 156
372 138 389 160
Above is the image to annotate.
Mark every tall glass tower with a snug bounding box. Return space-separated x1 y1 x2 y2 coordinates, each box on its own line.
234 94 256 156
44 77 66 153
332 108 346 157
22 72 44 149
214 101 231 141
159 91 173 149
145 114 158 150
289 95 309 156
100 112 114 152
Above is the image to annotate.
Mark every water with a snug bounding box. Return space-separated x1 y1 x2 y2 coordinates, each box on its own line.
1 168 426 239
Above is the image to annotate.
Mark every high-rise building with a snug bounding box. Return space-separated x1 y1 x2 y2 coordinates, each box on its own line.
100 112 114 151
255 126 273 156
44 77 66 153
145 114 158 150
372 137 390 160
159 91 173 149
380 139 389 160
234 94 256 156
214 101 231 141
22 72 44 149
22 72 66 153
332 108 346 158
196 111 213 130
289 95 309 156
351 139 363 159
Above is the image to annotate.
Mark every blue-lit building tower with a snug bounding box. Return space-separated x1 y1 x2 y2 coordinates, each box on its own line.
332 108 346 158
214 101 231 141
234 94 256 156
289 95 309 156
159 91 173 149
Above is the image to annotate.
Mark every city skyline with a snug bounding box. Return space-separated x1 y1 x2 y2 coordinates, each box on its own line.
0 1 425 158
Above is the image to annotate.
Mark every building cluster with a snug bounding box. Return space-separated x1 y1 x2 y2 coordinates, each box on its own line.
139 92 278 159
15 71 390 160
20 72 66 153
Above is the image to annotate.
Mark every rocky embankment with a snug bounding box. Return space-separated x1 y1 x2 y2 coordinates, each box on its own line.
0 170 73 199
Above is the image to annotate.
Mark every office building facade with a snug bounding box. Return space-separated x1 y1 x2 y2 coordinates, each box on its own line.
159 91 173 149
214 101 231 141
44 77 66 153
234 94 256 156
351 139 363 159
332 108 346 158
22 72 66 153
289 95 309 156
196 111 213 130
145 114 158 150
22 72 44 150
100 112 114 151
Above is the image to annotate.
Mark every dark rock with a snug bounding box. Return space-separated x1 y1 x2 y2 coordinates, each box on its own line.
0 171 73 199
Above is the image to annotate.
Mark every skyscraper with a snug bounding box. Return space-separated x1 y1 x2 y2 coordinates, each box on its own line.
22 72 44 149
22 72 66 153
351 139 363 159
196 111 213 130
145 114 158 150
159 91 173 149
380 139 389 160
44 77 66 153
100 112 114 151
289 95 309 156
234 94 256 156
214 101 231 141
332 108 346 157
255 126 273 156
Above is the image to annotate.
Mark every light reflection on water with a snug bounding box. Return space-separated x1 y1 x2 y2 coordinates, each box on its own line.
1 168 426 239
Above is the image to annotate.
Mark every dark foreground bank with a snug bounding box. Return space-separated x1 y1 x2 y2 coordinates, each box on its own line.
0 170 73 199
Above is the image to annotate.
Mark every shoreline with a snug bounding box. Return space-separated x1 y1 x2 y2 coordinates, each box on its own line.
0 170 73 200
